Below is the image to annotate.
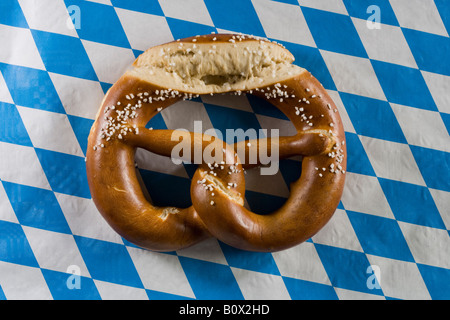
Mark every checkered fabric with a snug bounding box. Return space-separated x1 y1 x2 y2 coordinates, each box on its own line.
0 0 449 300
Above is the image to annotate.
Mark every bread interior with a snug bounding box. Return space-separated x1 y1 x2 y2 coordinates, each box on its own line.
127 38 305 94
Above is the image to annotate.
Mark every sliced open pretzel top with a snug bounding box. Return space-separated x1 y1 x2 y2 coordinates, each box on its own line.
86 34 346 252
130 33 303 94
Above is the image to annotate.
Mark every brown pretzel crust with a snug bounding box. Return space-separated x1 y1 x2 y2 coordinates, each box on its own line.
86 34 346 252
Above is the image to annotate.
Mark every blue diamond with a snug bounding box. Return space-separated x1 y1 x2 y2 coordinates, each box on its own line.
347 210 414 262
340 92 406 143
3 181 71 234
178 256 244 299
302 7 367 58
0 63 65 114
74 235 143 288
65 0 131 48
35 148 91 199
0 219 38 267
379 178 445 229
0 102 32 147
204 0 265 36
371 60 437 111
31 30 98 81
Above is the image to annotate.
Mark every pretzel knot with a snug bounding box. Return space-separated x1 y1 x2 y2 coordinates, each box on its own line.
86 34 347 252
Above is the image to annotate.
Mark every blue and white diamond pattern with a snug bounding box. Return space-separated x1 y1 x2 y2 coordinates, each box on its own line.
0 0 449 300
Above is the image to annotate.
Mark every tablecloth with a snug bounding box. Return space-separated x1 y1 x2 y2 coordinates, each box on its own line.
0 0 449 300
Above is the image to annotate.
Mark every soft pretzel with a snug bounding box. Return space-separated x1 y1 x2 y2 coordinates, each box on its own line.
86 34 346 252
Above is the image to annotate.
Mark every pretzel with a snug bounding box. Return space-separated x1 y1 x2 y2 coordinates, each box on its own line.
86 34 346 252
